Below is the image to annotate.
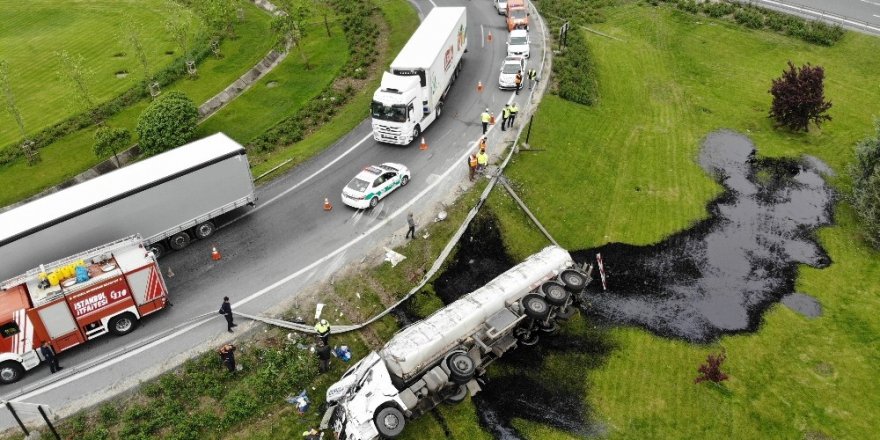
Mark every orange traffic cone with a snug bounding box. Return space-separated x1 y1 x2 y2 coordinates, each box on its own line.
211 245 221 261
324 198 332 211
489 113 496 125
477 81 483 93
420 137 428 150
487 32 493 42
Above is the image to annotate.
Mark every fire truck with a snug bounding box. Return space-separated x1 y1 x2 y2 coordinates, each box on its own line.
0 235 169 384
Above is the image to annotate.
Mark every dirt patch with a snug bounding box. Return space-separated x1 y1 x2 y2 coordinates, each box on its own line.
576 130 834 342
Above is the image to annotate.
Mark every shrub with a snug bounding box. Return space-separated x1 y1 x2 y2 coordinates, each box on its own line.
135 90 199 157
850 121 880 248
733 8 765 29
93 126 131 166
768 61 832 132
702 2 735 18
695 352 729 384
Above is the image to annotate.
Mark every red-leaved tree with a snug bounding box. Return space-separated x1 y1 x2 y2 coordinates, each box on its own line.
694 352 729 384
769 61 832 132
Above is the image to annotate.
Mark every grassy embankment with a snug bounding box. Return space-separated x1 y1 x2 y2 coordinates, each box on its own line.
487 3 880 439
0 0 274 207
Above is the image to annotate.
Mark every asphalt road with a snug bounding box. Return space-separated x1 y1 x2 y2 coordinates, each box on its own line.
743 0 880 32
0 0 548 429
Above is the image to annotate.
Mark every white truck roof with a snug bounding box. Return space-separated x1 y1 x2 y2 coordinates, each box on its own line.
0 133 245 246
380 246 573 380
391 7 466 69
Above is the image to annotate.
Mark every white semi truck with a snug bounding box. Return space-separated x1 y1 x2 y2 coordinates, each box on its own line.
0 133 255 280
322 246 591 439
370 7 468 145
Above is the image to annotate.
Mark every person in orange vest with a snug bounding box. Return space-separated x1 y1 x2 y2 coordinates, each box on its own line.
468 153 478 182
515 70 523 95
479 135 487 151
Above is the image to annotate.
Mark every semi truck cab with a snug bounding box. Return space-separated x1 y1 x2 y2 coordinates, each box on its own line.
371 74 423 145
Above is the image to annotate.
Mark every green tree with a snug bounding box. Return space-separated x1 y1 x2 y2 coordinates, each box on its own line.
121 14 151 83
0 60 39 165
850 120 880 248
165 3 195 63
200 0 237 39
94 126 131 167
55 50 100 125
271 0 311 69
135 91 199 157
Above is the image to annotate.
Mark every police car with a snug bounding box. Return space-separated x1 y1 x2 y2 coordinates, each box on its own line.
341 163 411 209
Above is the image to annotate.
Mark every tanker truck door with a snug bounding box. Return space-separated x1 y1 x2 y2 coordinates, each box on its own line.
28 300 85 352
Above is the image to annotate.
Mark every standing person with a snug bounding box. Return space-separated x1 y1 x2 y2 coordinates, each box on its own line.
316 340 332 373
477 148 489 174
219 344 237 373
515 70 523 95
467 153 478 182
405 212 416 239
508 102 519 129
39 341 62 374
528 68 538 89
501 104 511 131
480 108 491 134
478 135 487 151
314 319 331 345
219 296 237 333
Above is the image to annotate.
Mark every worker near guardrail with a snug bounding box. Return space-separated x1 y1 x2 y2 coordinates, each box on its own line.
405 212 417 239
219 296 237 332
316 340 332 373
477 149 489 174
508 102 519 129
528 68 538 89
39 341 62 374
481 108 491 134
219 343 236 373
501 104 511 131
468 153 478 181
315 319 331 345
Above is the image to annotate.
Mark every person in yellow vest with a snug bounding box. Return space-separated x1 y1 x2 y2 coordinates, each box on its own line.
476 149 489 174
468 153 478 181
480 108 491 134
508 102 519 129
314 319 330 345
528 68 538 89
501 104 511 132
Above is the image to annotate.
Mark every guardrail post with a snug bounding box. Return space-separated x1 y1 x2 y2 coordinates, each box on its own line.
38 405 61 440
4 402 29 436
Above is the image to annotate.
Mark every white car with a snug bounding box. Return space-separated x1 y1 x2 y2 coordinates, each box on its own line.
341 163 411 209
494 0 507 15
507 29 530 59
498 55 527 90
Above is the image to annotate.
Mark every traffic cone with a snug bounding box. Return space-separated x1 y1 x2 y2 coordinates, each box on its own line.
420 137 428 150
487 32 493 42
211 245 221 261
324 197 332 211
477 81 483 93
489 113 496 125
166 266 175 278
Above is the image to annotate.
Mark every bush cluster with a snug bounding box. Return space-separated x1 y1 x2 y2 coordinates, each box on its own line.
0 35 214 167
850 121 880 248
653 0 845 46
247 0 378 154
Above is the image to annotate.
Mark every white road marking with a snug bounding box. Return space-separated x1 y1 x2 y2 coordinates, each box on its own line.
427 0 437 8
861 0 880 8
874 14 880 18
481 24 485 49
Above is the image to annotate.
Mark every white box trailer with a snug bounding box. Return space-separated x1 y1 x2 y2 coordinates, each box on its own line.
371 7 468 145
0 133 255 281
322 246 593 439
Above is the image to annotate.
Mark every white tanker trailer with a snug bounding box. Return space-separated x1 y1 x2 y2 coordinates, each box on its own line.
321 246 592 439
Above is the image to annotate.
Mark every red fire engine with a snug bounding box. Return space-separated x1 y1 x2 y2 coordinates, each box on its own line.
0 235 169 384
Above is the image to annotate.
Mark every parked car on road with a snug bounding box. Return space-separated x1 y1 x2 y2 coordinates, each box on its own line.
494 0 507 15
342 163 411 209
507 29 530 58
498 55 527 90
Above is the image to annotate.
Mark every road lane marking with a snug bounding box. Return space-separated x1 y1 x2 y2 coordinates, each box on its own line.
754 0 880 32
861 0 880 7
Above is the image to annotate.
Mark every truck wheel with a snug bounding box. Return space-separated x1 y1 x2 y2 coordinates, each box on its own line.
447 352 475 385
374 406 406 438
556 305 578 320
436 103 443 118
541 282 569 306
147 242 165 259
412 125 421 142
0 361 24 384
446 385 468 404
540 320 560 334
514 327 539 346
369 196 379 208
194 221 215 239
168 232 191 250
522 294 550 320
109 313 139 336
559 269 588 292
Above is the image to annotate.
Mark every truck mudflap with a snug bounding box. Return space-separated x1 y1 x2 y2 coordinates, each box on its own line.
320 403 337 430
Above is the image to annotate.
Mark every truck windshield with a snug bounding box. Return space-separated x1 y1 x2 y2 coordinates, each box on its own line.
371 101 407 123
511 10 527 20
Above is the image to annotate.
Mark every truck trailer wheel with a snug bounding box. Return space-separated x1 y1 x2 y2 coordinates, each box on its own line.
194 221 216 239
109 313 139 336
0 361 24 384
447 352 476 385
540 282 569 306
168 232 191 250
522 294 550 320
445 385 468 404
559 269 588 292
147 242 165 259
374 406 406 438
514 327 539 346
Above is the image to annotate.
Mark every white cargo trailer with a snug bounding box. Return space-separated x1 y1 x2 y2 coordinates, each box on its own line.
0 133 255 280
322 246 592 439
371 7 468 145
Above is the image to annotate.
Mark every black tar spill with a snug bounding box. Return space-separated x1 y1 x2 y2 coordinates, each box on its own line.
575 130 834 342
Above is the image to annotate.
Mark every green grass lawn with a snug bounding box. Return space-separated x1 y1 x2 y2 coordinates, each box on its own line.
489 3 880 439
0 0 273 207
0 0 194 147
196 20 349 143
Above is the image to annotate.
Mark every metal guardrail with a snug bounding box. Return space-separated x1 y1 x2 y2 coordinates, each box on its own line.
729 0 880 35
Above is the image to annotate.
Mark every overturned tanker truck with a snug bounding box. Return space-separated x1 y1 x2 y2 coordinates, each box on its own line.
322 245 592 439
